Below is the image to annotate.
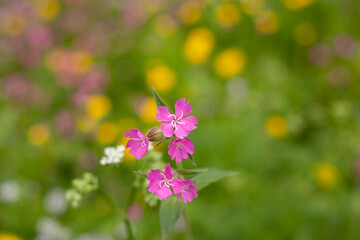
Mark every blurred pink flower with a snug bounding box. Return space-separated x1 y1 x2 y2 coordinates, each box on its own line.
3 74 30 102
156 98 198 139
333 34 355 59
168 138 194 163
308 44 331 67
127 203 143 222
125 129 149 159
54 110 76 138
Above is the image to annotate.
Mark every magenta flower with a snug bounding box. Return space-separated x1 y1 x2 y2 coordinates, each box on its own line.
147 164 183 200
125 129 149 159
168 138 194 163
177 180 198 204
156 98 198 139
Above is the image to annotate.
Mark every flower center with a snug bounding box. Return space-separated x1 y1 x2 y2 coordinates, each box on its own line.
168 111 185 131
182 185 189 191
159 173 174 188
176 141 184 149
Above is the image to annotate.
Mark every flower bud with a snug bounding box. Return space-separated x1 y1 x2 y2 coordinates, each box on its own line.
146 127 164 142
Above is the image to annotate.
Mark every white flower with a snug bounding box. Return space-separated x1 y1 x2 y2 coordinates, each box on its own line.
0 180 20 203
44 188 68 215
100 145 125 165
148 142 154 151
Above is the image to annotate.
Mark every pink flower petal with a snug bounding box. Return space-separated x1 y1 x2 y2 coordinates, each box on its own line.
164 163 174 179
156 185 172 200
175 98 192 118
161 122 174 137
156 106 172 122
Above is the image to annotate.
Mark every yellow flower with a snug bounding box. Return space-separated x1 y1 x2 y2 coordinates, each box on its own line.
255 11 279 35
293 23 317 46
215 2 240 28
27 124 50 146
214 48 246 78
146 65 176 92
266 115 288 138
86 95 112 120
96 122 120 145
313 162 339 189
241 0 265 16
118 138 136 163
1 14 26 37
0 233 21 240
75 114 97 133
283 0 314 10
178 1 202 25
35 0 60 20
153 14 178 38
139 98 158 123
72 50 93 74
184 28 215 64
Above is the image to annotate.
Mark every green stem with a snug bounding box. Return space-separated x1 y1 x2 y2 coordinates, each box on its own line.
176 162 193 240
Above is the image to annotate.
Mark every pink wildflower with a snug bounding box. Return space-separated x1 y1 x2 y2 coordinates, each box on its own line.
147 164 183 200
125 129 149 159
177 180 198 204
156 98 198 139
168 138 194 163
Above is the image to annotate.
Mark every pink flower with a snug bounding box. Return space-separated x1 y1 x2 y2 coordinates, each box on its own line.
147 164 183 200
177 180 198 204
156 98 198 139
168 138 194 163
125 129 149 159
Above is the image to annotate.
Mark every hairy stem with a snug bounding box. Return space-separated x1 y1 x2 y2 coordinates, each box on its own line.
176 162 193 240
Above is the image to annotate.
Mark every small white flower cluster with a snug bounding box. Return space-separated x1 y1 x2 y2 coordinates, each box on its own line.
100 145 125 165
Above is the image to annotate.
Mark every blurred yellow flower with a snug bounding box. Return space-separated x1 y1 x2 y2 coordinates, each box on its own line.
294 23 318 46
154 14 178 38
2 14 26 37
266 115 288 138
283 0 314 10
146 65 176 92
118 138 136 163
214 48 246 78
75 115 97 133
255 11 279 35
72 51 93 74
35 0 60 20
215 2 240 28
178 1 202 25
241 0 265 16
139 98 158 123
0 233 21 240
96 122 120 145
313 162 339 189
27 124 50 146
86 95 112 120
184 28 215 64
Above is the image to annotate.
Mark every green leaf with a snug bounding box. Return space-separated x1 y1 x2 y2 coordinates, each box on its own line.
175 168 208 179
133 170 147 178
187 154 196 166
151 87 174 113
193 168 238 191
159 196 185 238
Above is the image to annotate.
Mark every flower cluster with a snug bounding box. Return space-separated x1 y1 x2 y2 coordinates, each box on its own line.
100 145 125 165
147 164 198 203
125 98 197 162
125 98 199 203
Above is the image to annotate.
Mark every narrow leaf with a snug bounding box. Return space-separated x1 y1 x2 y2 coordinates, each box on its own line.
175 168 208 179
151 87 174 113
187 154 196 166
134 170 147 178
159 196 185 238
193 168 238 191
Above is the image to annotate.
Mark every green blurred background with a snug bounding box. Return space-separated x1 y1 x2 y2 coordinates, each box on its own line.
1 0 360 239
